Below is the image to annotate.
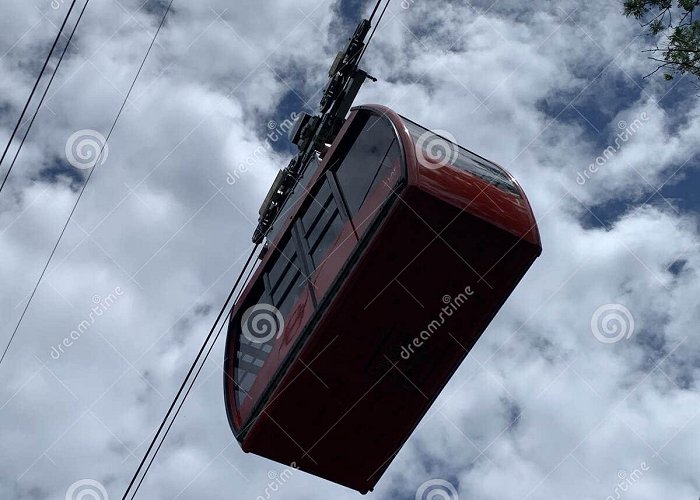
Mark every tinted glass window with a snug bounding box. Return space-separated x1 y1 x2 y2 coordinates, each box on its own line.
334 115 399 216
301 178 334 238
267 237 306 317
267 156 320 244
309 205 343 268
235 334 274 405
300 179 345 269
403 118 520 196
361 140 400 207
234 236 311 408
234 288 276 407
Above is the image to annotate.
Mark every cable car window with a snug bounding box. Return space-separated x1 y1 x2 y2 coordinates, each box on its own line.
267 237 305 317
402 118 520 196
302 177 334 237
360 139 400 207
235 237 310 408
310 204 343 268
267 155 320 244
235 335 274 403
333 114 399 216
301 179 345 269
234 288 275 407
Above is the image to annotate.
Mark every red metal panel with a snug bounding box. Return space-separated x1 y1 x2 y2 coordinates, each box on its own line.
416 165 540 245
224 104 542 493
239 185 540 492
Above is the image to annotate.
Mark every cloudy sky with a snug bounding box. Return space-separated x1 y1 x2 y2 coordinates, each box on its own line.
1 0 699 499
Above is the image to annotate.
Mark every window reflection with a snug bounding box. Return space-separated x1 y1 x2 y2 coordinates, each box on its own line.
334 115 401 216
402 118 520 196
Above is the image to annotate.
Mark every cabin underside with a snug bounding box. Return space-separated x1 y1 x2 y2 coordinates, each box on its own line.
237 185 540 493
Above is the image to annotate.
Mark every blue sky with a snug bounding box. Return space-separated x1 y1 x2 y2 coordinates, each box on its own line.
0 1 699 499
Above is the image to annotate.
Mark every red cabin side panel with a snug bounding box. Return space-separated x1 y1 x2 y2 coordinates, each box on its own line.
239 183 541 493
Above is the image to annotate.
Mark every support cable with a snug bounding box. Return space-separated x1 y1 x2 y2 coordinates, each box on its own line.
0 0 175 367
360 0 392 62
128 259 258 499
368 0 383 23
127 0 393 494
122 244 259 500
0 0 87 195
0 0 79 178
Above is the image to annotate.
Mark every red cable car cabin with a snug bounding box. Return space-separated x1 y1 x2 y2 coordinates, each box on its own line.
224 104 542 493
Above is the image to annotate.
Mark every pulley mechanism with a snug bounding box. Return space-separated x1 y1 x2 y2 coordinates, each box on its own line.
253 18 377 244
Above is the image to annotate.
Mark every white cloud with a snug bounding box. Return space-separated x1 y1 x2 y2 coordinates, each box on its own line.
0 0 698 499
